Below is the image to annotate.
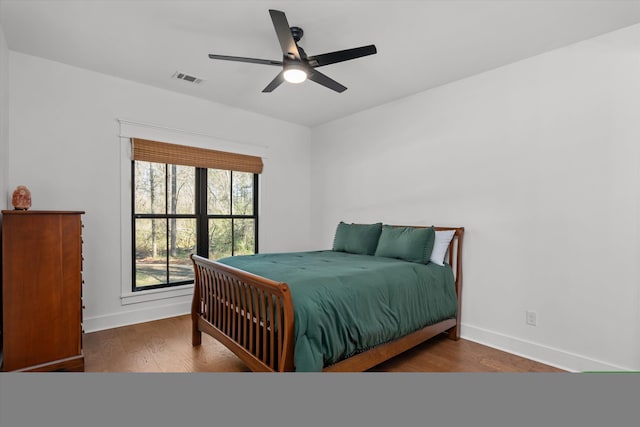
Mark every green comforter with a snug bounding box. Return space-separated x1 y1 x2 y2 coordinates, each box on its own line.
217 250 458 372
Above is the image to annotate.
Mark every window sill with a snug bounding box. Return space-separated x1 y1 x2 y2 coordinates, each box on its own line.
121 284 194 305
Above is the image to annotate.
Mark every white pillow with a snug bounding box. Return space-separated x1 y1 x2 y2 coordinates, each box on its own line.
430 230 456 266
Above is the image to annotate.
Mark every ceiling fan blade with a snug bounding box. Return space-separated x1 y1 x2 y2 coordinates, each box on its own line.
306 45 377 67
269 9 301 60
262 70 286 92
208 54 282 66
307 69 347 93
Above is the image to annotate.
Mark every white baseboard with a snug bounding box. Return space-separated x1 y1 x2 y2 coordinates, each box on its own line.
461 323 632 373
83 301 191 333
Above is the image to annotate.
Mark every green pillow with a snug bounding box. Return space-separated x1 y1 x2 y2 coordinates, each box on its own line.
332 222 383 255
374 225 435 264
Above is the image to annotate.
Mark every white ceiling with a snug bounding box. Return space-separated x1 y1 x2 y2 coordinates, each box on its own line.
1 0 639 128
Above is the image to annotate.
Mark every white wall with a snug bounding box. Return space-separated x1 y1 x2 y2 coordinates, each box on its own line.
8 52 312 332
311 24 640 371
0 22 8 210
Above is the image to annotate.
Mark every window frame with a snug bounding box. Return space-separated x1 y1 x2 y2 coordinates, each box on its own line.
131 161 259 292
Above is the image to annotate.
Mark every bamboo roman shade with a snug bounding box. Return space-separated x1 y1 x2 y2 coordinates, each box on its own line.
131 138 263 174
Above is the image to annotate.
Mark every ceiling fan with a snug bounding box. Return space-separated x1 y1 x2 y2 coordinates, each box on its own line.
208 9 377 93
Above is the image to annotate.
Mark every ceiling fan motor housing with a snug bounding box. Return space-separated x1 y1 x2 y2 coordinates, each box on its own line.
290 26 303 42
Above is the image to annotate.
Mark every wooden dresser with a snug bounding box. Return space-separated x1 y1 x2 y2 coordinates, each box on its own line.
1 210 85 372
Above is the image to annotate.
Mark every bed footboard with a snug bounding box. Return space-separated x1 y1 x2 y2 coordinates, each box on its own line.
190 254 295 372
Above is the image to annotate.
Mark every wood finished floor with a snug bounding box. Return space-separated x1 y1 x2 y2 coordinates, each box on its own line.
83 314 565 373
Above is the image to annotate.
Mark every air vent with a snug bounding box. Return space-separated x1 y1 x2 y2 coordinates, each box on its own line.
172 71 204 84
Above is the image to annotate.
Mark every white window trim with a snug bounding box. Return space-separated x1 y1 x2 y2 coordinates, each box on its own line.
118 119 267 305
121 284 194 305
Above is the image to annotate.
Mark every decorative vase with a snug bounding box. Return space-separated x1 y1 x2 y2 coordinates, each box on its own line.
12 185 32 210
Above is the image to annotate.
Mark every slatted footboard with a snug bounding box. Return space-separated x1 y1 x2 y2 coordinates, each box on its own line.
191 254 295 372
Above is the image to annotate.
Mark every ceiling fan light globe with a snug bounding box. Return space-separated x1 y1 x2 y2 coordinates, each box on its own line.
283 68 307 84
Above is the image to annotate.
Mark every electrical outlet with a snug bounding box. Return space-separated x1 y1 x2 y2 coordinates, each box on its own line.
526 310 537 326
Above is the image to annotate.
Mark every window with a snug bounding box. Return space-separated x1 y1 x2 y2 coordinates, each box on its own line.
131 138 262 292
207 169 258 260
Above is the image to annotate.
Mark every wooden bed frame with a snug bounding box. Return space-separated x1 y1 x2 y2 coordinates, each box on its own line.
190 226 464 372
